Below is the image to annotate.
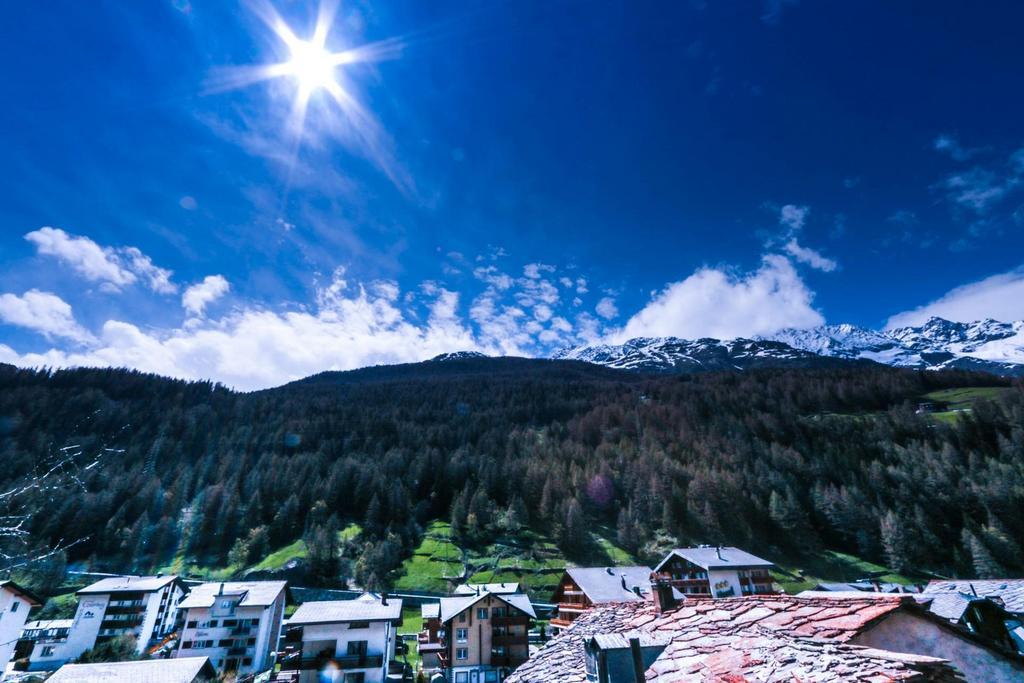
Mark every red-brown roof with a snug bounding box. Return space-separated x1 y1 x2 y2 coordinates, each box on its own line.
508 595 967 682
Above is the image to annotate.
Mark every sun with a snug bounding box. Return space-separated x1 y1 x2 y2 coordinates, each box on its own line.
284 38 341 94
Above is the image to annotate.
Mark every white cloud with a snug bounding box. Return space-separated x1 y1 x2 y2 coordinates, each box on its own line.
939 168 1013 213
179 195 198 210
1 273 487 391
472 266 513 290
0 290 94 343
783 239 838 272
595 297 619 320
933 134 978 162
523 263 555 279
610 255 823 342
885 267 1024 328
182 275 231 317
779 204 809 232
24 227 177 293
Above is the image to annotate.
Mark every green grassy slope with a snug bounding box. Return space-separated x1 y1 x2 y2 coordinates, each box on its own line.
772 550 919 594
923 386 1012 423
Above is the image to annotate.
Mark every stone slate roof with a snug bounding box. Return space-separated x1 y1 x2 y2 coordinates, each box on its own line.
564 566 652 603
506 595 967 683
177 580 287 609
289 592 402 625
926 579 1024 614
46 657 215 683
77 575 178 595
654 546 775 572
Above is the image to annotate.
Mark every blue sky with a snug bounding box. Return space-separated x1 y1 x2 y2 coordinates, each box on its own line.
2 0 1024 388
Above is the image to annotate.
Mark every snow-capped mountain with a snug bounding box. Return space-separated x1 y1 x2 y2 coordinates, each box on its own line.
555 318 1024 376
430 351 489 362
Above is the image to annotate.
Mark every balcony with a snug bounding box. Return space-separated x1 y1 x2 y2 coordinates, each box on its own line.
281 654 385 671
490 654 527 668
490 634 526 646
557 602 587 613
549 617 574 629
492 615 531 626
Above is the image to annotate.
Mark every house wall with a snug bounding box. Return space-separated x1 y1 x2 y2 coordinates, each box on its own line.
707 570 742 599
176 597 283 675
297 620 393 683
852 611 1024 683
0 588 32 672
445 595 530 681
61 594 110 663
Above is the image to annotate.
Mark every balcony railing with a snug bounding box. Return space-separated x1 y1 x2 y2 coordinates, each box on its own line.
492 615 531 626
281 654 385 671
490 634 526 646
557 602 588 613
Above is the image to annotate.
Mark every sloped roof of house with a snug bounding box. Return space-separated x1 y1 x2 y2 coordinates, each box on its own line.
77 575 178 595
505 594 972 683
439 590 536 623
563 566 652 603
453 582 521 595
289 592 403 625
920 590 984 622
0 579 43 606
23 618 74 632
926 579 1024 614
654 546 775 572
46 657 215 683
421 602 440 619
177 580 287 609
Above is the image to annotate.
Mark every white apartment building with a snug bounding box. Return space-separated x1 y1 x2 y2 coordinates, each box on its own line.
175 580 287 676
52 574 184 668
0 581 41 673
282 592 403 683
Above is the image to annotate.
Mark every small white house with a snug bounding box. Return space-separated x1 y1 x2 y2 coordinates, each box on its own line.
175 580 288 676
283 592 404 683
0 581 42 673
20 619 73 671
53 574 184 667
46 656 216 683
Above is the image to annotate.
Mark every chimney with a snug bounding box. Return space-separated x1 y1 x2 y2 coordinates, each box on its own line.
715 546 723 561
969 583 978 597
628 637 646 683
218 583 224 595
651 577 677 614
381 592 388 606
621 576 627 590
632 586 643 597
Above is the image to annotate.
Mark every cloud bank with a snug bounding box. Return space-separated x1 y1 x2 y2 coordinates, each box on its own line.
886 267 1024 328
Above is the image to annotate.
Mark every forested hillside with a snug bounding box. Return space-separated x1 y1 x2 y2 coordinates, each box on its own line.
1 358 1022 595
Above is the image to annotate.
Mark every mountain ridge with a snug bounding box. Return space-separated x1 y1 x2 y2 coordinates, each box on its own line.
554 316 1024 376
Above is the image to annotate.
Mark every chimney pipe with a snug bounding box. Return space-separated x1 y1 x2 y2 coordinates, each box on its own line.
716 546 723 560
651 576 677 614
606 567 613 575
381 591 388 606
628 637 646 683
969 583 978 597
621 576 627 590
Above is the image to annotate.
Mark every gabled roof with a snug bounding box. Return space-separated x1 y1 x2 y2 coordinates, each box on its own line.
177 580 287 609
46 656 215 683
0 579 43 606
77 575 178 595
439 590 536 623
654 546 774 572
289 592 403 625
926 579 1024 614
421 602 440 619
506 594 980 683
453 582 521 595
562 566 652 604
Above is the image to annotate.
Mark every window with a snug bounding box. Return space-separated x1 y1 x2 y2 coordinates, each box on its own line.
41 646 54 657
220 600 233 609
458 612 466 623
242 658 252 666
246 638 256 646
456 628 468 643
492 607 506 618
208 620 219 627
456 647 468 660
187 621 198 629
347 640 368 656
219 639 233 647
477 607 488 620
485 672 498 682
348 620 369 629
224 619 238 627
10 601 18 613
492 646 507 656
181 641 193 649
455 673 468 683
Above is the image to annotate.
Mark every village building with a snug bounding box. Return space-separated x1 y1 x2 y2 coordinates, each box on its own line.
280 591 403 683
0 580 42 673
508 586 1024 682
652 546 775 598
419 585 535 682
48 574 185 668
174 580 288 677
922 580 1024 654
549 566 652 633
17 619 73 671
45 656 216 683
